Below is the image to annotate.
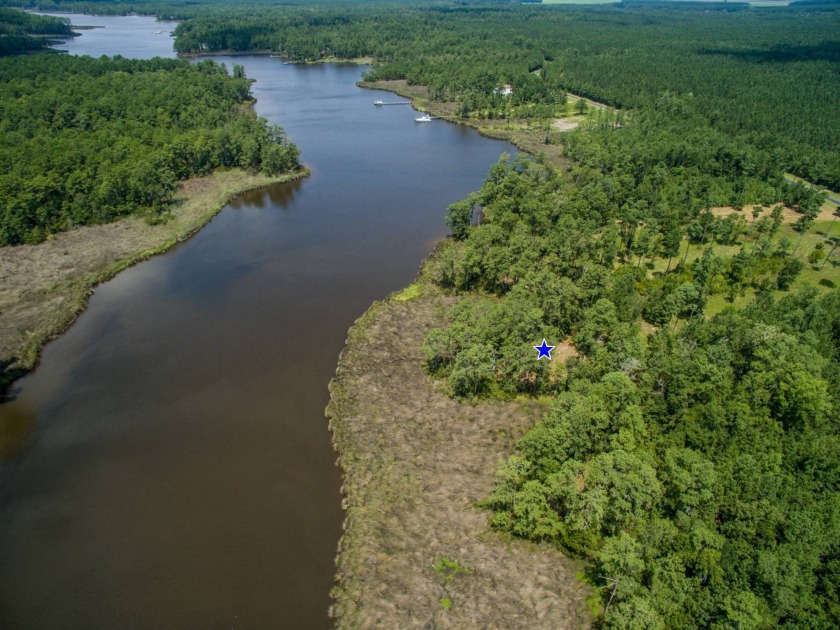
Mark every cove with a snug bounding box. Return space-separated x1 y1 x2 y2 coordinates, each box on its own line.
0 15 515 628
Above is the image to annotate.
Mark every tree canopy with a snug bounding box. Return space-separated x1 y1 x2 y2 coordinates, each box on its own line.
422 152 839 627
2 2 838 625
0 31 299 245
161 2 840 189
0 7 74 55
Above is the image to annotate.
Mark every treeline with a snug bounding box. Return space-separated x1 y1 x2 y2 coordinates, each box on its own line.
485 287 839 628
424 140 825 397
0 7 74 55
13 3 840 186
387 3 839 624
0 53 300 245
0 0 390 18
421 152 839 627
167 3 840 189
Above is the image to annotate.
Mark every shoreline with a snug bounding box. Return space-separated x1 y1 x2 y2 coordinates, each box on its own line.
329 74 838 625
178 49 276 58
325 81 591 625
179 50 374 66
0 167 308 394
326 248 592 628
358 79 572 169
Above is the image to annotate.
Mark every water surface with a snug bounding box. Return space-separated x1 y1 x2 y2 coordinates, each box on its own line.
39 12 177 59
0 16 514 629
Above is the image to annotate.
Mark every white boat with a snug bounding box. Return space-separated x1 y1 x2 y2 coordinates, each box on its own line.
154 30 164 35
374 100 384 106
415 114 432 123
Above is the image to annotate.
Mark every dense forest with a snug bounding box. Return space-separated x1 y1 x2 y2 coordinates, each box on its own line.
407 12 840 623
164 3 840 190
2 1 838 626
0 10 300 245
0 7 73 54
263 4 840 625
420 149 839 626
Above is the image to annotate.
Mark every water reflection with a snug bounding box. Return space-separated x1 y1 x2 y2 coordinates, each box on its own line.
230 176 303 211
0 404 35 460
0 22 515 629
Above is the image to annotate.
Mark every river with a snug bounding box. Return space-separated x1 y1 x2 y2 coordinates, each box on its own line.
0 14 514 629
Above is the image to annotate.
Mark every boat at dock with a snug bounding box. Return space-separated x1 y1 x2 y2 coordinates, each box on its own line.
374 100 384 106
415 114 432 122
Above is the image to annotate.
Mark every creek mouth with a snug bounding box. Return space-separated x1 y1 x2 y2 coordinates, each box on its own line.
0 17 515 629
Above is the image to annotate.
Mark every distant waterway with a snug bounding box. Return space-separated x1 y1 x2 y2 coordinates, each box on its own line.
0 14 515 629
37 12 178 58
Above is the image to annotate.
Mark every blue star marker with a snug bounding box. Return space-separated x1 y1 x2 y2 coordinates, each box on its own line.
534 338 555 360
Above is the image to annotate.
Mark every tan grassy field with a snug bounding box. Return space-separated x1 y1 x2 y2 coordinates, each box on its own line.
327 261 593 628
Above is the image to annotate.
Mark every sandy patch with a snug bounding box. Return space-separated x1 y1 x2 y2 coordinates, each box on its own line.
565 94 610 112
552 117 583 132
553 337 579 363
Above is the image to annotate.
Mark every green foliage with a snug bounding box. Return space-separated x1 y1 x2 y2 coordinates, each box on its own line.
420 152 838 626
167 3 840 189
422 285 555 397
5 2 837 625
0 54 299 245
423 152 824 394
0 8 73 55
483 290 840 627
776 257 804 290
433 557 471 583
445 196 476 241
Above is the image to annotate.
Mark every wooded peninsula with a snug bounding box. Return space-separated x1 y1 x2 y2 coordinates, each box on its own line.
2 1 838 628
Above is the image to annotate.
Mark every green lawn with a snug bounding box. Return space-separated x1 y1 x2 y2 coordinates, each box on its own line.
642 216 839 322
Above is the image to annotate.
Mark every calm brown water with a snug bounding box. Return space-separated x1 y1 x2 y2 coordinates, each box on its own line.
0 16 514 629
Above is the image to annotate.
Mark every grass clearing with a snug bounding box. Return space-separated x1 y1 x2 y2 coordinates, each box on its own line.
639 208 839 325
392 282 422 302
